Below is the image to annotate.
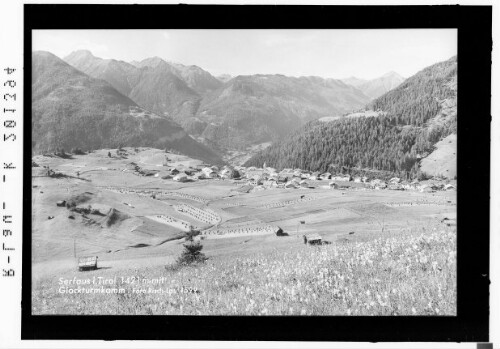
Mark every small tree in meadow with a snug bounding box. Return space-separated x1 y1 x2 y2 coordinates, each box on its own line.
185 228 200 242
177 241 207 266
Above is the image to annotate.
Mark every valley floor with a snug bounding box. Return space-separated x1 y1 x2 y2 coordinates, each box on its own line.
31 148 457 315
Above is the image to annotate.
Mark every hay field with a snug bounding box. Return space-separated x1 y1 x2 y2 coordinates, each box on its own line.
33 227 456 315
31 148 457 315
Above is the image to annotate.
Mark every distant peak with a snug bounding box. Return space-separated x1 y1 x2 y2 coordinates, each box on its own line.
68 49 95 57
149 56 165 62
382 71 403 79
142 56 166 64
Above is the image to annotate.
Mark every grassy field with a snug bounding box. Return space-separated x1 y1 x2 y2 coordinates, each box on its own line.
31 147 456 315
32 227 456 315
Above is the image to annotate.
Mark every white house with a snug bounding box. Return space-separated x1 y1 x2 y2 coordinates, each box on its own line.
173 173 188 182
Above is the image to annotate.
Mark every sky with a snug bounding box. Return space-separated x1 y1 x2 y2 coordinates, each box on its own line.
33 29 457 80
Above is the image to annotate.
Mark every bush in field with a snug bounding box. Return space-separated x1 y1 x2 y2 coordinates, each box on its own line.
417 170 431 181
71 147 85 155
55 147 72 159
65 201 76 210
185 228 201 242
177 241 207 266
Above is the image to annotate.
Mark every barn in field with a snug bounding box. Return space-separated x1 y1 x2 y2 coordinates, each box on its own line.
78 256 98 271
173 173 188 182
303 233 322 245
194 172 208 180
277 175 288 183
201 167 218 178
328 181 339 189
233 184 254 193
320 172 332 180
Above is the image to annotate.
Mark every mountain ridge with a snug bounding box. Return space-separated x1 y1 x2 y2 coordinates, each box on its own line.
342 71 405 99
244 56 457 179
193 73 371 150
33 51 224 165
64 50 372 153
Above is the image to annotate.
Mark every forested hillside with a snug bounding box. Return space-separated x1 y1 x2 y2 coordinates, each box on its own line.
245 56 457 179
371 57 456 125
244 118 429 178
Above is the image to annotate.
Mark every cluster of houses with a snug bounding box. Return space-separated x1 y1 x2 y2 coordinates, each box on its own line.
160 164 353 189
368 177 456 192
152 165 240 183
127 161 456 194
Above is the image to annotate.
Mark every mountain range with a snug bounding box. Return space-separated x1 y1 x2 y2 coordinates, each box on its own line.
32 51 223 165
341 71 405 100
64 51 220 122
63 50 372 151
34 49 449 177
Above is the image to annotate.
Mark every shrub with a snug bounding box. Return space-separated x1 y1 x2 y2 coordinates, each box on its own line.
65 201 76 210
71 147 85 155
176 241 207 266
185 228 201 242
417 170 431 181
55 148 72 159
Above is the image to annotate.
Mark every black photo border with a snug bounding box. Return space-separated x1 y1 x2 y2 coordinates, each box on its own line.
22 4 491 342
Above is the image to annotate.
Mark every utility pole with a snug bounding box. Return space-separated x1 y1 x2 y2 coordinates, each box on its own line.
296 220 305 235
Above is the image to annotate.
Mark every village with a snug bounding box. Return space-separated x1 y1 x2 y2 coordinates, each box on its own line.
107 146 457 193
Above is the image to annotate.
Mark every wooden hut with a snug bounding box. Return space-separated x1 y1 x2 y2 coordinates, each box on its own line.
78 256 98 271
303 233 322 245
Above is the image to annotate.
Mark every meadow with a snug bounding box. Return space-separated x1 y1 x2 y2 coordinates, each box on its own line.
32 227 456 316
